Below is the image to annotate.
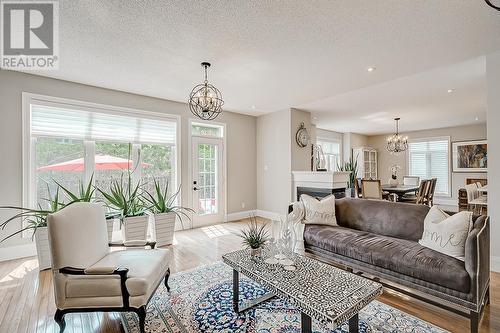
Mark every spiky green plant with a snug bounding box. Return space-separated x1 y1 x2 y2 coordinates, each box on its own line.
55 174 95 203
238 216 269 249
142 178 194 229
96 175 145 218
337 154 359 188
0 185 65 242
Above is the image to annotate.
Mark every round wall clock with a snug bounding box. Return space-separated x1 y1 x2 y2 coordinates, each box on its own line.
295 122 310 148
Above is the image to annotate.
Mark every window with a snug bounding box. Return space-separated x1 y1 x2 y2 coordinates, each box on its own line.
24 94 179 211
408 138 450 196
317 139 341 171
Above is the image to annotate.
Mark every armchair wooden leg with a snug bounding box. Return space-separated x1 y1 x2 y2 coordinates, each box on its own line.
137 306 147 333
470 310 479 333
165 267 171 291
54 309 66 333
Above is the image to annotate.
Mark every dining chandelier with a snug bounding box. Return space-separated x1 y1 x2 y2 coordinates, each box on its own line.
386 117 408 154
485 0 500 10
188 62 224 121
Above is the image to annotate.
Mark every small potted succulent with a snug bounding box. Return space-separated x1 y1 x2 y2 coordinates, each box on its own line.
238 216 269 258
143 179 193 246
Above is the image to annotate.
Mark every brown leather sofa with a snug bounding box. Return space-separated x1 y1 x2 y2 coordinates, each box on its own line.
299 198 489 333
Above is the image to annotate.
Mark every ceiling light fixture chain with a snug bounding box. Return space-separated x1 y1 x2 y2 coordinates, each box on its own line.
386 117 408 154
188 62 224 121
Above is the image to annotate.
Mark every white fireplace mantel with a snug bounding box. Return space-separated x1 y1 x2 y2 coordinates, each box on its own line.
291 171 350 200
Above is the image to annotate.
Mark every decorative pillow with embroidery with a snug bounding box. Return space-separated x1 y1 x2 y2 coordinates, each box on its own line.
418 206 473 261
300 194 337 226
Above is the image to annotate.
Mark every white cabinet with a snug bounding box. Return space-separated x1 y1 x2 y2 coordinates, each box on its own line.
353 147 378 179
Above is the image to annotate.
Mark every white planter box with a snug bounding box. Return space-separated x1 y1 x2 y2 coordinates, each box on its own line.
153 212 176 247
122 215 148 241
106 218 115 243
35 226 51 271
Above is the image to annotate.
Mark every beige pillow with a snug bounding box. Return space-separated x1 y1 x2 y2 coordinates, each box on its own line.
418 206 473 261
300 194 337 226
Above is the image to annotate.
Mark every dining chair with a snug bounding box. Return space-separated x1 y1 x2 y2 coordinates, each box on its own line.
400 179 429 205
466 183 487 214
426 178 437 206
361 179 384 200
47 202 171 333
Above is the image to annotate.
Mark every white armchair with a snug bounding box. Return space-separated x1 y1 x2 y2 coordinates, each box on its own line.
47 202 170 333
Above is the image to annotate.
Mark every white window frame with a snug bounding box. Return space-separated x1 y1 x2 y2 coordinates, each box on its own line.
316 137 342 171
21 92 181 210
187 118 227 223
406 136 451 198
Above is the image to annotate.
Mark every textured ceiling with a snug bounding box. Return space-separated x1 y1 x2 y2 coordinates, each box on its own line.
26 0 500 133
305 57 487 135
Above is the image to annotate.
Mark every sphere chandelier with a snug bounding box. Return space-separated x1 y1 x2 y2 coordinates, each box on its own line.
485 0 500 11
188 62 224 121
386 117 408 154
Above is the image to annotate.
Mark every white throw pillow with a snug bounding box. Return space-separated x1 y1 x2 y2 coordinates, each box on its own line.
418 206 473 261
300 194 337 226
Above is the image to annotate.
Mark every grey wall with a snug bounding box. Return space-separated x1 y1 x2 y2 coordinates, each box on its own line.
367 124 487 204
0 70 257 248
256 109 291 216
486 51 500 272
290 108 312 172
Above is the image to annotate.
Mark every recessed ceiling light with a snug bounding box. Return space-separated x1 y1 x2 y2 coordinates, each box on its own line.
367 66 376 72
475 116 479 121
447 89 454 93
250 105 256 110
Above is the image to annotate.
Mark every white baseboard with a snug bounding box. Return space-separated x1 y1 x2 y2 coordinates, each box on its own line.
225 210 257 222
255 210 287 221
491 256 500 273
0 243 36 262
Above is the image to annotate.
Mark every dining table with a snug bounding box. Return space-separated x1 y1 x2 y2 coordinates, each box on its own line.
381 184 420 201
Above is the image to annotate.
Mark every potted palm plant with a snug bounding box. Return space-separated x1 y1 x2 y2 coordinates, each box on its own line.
0 186 65 270
143 179 193 246
238 216 269 258
337 155 359 198
97 176 148 241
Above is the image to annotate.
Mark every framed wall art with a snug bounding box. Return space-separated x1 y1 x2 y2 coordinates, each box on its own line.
452 140 487 172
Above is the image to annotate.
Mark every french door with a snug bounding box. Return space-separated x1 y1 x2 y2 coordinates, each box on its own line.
190 136 225 227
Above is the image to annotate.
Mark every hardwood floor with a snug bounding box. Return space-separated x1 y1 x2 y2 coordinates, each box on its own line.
0 219 498 333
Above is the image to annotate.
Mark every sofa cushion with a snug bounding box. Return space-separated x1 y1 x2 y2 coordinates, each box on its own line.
304 225 470 293
335 198 429 241
419 206 473 261
301 194 337 226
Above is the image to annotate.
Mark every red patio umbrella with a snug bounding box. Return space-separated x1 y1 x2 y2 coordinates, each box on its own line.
38 154 152 171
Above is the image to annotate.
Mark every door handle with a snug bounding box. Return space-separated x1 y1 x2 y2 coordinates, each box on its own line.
193 187 199 191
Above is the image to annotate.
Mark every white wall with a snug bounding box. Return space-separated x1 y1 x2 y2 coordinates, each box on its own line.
0 70 257 250
486 51 500 272
367 124 487 205
342 132 368 162
256 110 292 218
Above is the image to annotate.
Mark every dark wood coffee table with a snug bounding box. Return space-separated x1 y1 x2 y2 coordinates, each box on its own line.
222 249 383 333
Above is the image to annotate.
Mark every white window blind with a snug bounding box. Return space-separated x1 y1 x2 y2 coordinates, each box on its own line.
31 104 176 145
408 138 450 196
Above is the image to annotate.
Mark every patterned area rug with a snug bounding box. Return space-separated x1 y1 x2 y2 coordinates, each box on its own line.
121 261 448 333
